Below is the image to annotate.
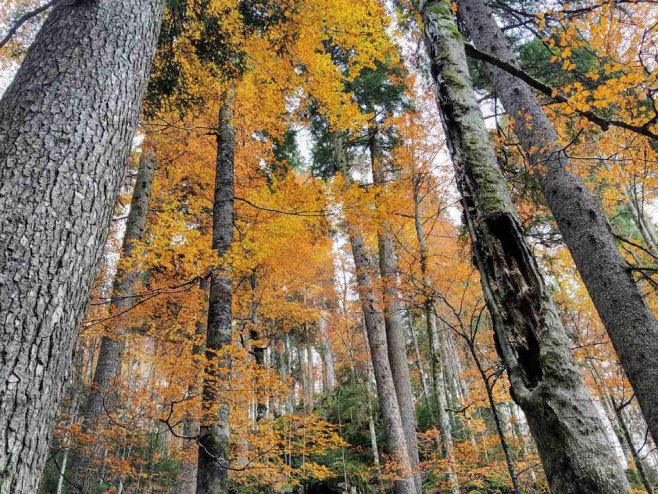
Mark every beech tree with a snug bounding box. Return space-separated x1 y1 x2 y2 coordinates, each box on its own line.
0 1 163 492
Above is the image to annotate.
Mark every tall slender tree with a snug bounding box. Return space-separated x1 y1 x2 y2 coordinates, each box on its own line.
370 126 423 494
457 0 658 447
334 132 418 494
410 165 459 494
197 89 236 494
417 0 630 491
0 2 163 492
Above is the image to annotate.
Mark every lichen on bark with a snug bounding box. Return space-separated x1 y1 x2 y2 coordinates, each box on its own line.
418 0 630 491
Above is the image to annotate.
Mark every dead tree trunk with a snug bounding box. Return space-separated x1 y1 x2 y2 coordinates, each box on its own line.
0 2 163 491
419 2 630 492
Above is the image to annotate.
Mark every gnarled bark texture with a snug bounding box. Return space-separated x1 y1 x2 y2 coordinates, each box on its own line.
334 133 417 494
419 2 630 492
197 90 235 494
68 148 156 492
457 0 658 447
369 128 422 494
0 2 163 492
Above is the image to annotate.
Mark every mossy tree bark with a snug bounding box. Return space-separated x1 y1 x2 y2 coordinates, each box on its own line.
419 1 630 492
0 1 163 492
457 0 658 448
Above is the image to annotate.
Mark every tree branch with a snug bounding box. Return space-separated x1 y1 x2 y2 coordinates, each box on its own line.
0 0 59 50
463 42 658 141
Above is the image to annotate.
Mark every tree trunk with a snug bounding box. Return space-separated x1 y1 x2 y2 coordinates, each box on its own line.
197 90 236 494
613 399 655 494
457 0 658 447
318 313 336 392
305 342 315 411
370 127 422 493
176 281 208 494
68 148 156 492
408 316 431 405
419 2 630 492
470 342 521 494
334 133 417 494
0 2 163 492
626 184 658 256
426 311 460 494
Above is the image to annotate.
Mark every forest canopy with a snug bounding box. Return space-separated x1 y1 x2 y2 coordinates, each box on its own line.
0 0 657 493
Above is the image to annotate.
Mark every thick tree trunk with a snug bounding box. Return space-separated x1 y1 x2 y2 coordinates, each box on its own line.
0 2 163 491
457 0 658 447
334 134 417 494
419 2 630 492
369 128 422 494
68 148 156 492
197 90 236 494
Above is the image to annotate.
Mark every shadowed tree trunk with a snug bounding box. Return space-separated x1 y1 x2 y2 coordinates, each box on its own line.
457 0 658 447
0 2 163 492
68 148 156 492
334 133 417 494
197 90 236 494
369 127 422 494
418 1 630 492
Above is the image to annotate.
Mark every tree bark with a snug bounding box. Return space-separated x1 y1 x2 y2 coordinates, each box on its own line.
457 0 658 447
613 398 656 494
626 184 658 256
318 313 336 392
176 280 208 494
197 90 236 494
369 127 422 494
0 2 163 491
68 148 156 492
407 316 431 405
419 2 630 492
334 133 417 494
